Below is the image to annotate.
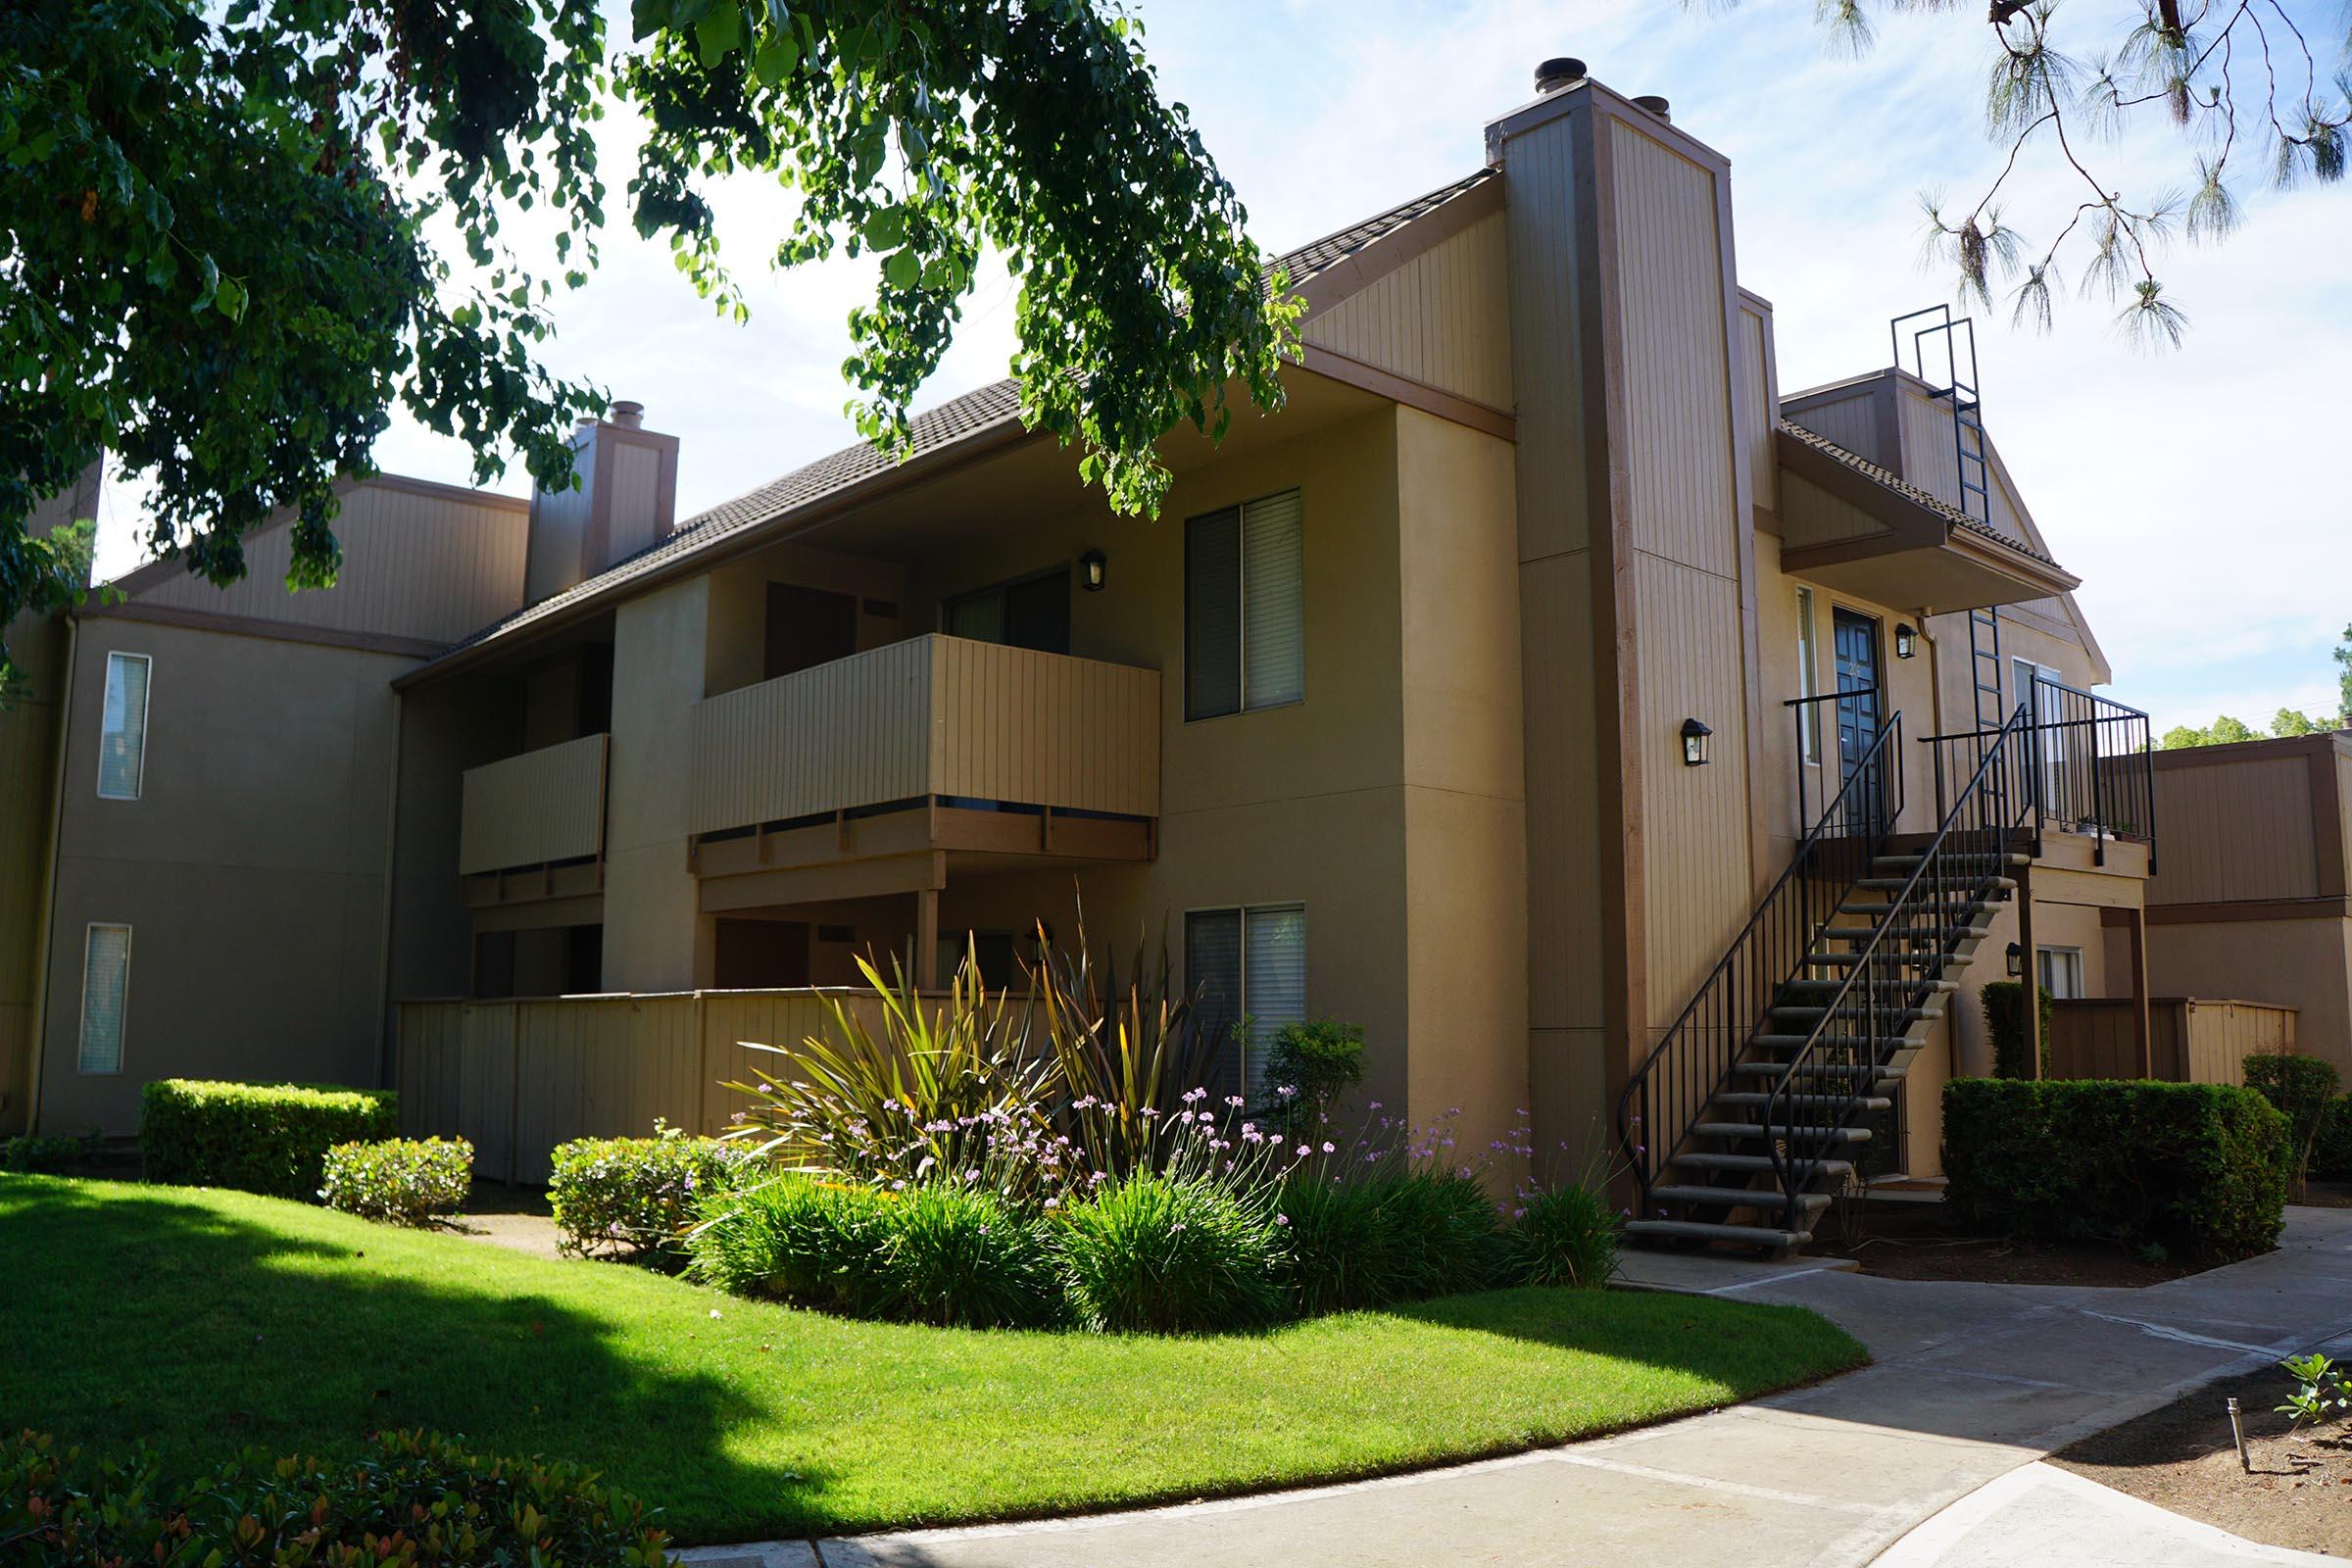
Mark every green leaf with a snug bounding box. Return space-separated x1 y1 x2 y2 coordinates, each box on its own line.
882 250 921 291
860 207 906 251
212 276 247 323
752 31 800 84
694 3 743 65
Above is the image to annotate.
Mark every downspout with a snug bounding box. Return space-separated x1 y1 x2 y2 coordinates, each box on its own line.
24 614 80 1135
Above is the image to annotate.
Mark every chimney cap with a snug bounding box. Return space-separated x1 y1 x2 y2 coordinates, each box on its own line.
1633 93 1671 122
609 400 646 429
1534 57 1587 94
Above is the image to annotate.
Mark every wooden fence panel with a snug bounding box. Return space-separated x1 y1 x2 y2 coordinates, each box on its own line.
2047 997 2298 1086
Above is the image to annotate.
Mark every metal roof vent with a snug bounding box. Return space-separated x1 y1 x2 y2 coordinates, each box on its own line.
1633 94 1671 122
609 400 646 429
1534 57 1587 94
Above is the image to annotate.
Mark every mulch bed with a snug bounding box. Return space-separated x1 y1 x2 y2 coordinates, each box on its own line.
1802 1197 2210 1288
2052 1357 2352 1557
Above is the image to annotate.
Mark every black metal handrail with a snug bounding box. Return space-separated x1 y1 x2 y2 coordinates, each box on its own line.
1616 711 1904 1214
1921 678 2157 872
1788 685 1884 828
1762 704 2037 1231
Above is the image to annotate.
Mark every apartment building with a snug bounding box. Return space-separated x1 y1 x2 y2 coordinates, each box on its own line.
3 62 2165 1251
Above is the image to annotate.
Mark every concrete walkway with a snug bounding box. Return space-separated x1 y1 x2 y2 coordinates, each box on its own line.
679 1206 2352 1568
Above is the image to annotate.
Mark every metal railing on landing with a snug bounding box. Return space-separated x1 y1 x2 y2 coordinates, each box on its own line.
2026 675 2158 871
1761 703 2042 1233
1616 696 1903 1215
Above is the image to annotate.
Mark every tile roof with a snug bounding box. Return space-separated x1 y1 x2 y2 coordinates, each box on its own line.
1776 418 2058 567
410 169 1500 675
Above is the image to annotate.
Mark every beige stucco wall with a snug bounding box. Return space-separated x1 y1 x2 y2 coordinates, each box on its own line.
602 578 714 992
33 622 411 1134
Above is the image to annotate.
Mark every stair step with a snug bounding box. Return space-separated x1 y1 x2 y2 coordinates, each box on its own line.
1712 1091 1892 1113
1733 1061 1907 1083
1780 976 1958 995
1650 1184 1833 1213
1821 924 1981 942
1692 1121 1875 1144
1626 1218 1812 1250
1873 851 2032 869
1748 1033 1919 1051
1804 952 1942 968
1671 1152 1855 1180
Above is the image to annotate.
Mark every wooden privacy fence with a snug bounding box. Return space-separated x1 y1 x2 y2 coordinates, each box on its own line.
395 989 937 1183
2047 998 2298 1085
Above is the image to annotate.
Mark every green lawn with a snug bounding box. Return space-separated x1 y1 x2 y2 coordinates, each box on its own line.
0 1176 1865 1543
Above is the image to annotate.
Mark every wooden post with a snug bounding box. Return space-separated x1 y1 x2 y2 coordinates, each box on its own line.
2127 904 2153 1078
2017 866 2041 1080
913 887 940 990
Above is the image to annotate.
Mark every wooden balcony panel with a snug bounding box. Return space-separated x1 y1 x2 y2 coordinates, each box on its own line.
459 733 609 877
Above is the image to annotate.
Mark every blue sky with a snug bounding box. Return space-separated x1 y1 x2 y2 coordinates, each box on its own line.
92 0 2352 733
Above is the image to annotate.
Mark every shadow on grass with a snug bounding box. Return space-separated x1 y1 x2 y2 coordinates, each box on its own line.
0 1178 823 1541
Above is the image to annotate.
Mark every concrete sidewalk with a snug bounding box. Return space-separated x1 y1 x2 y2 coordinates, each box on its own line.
679 1206 2352 1568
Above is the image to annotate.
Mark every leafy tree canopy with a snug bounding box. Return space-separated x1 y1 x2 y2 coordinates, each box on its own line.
0 0 1298 686
1727 0 2349 348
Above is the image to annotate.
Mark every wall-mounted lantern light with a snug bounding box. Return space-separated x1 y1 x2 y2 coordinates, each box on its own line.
1894 623 1918 660
1078 549 1108 592
2005 941 2025 977
1681 717 1712 767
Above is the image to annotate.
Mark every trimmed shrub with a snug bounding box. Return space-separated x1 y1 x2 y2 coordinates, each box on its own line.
139 1079 396 1200
1 1132 97 1175
1943 1078 2290 1262
1258 1018 1365 1128
870 1183 1063 1328
2314 1097 2352 1181
1 1426 669 1566
550 1124 755 1259
320 1137 472 1225
1058 1172 1286 1334
2242 1053 2341 1185
688 1174 896 1315
1980 981 2055 1080
1506 1184 1620 1289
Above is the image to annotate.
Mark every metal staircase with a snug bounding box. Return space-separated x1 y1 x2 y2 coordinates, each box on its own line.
1618 703 2044 1254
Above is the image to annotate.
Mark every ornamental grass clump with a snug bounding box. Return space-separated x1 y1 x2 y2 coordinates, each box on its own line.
1506 1183 1620 1289
688 1173 894 1316
318 1137 472 1226
1057 1168 1286 1334
871 1183 1063 1329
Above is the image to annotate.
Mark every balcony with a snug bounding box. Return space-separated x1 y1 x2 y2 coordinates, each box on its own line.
459 733 610 906
687 634 1160 908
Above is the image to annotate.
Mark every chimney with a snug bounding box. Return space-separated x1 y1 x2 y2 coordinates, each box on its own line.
1633 94 1671 122
523 401 681 605
1533 56 1586 95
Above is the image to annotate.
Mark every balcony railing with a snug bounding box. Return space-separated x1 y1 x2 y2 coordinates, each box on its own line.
459 733 609 875
688 634 1160 838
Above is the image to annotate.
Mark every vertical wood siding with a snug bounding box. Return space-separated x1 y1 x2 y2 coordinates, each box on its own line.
1785 390 1882 466
396 990 928 1184
2049 998 2296 1084
2146 755 2322 905
136 481 528 643
687 634 1160 834
1520 558 1603 1030
1502 113 1591 563
1738 303 1778 517
458 733 609 874
604 442 666 565
1301 212 1513 410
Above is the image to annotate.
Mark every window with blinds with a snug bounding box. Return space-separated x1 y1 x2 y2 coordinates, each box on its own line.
1184 489 1302 720
97 652 151 801
1186 903 1306 1104
77 924 131 1075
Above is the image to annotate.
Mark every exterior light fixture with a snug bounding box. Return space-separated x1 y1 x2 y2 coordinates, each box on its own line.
2006 941 2024 977
1895 623 1918 660
1078 549 1108 591
1681 717 1712 767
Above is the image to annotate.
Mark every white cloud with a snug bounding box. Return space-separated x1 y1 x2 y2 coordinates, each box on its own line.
92 0 2351 732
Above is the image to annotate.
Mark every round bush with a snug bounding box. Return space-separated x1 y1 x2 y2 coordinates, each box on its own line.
319 1136 472 1225
871 1183 1063 1329
1375 1169 1503 1299
1506 1184 1620 1288
688 1173 893 1315
550 1126 756 1260
1057 1172 1285 1334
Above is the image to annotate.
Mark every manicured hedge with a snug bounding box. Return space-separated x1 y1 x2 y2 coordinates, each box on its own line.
1943 1078 2290 1262
140 1079 396 1200
549 1128 755 1260
320 1137 473 1225
1 1427 669 1566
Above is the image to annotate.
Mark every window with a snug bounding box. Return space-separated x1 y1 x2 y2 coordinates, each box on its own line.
1185 489 1303 720
2036 946 2084 1001
945 570 1070 655
77 924 131 1075
1186 904 1306 1103
1794 587 1821 762
97 652 151 800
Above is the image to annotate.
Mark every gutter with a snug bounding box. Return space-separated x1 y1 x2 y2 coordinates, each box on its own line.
24 614 78 1135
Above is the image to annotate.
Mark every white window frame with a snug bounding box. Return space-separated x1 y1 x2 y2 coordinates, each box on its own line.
1184 901 1307 1101
97 650 153 801
2036 945 2085 1001
1795 586 1822 764
76 922 132 1076
1184 488 1304 723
